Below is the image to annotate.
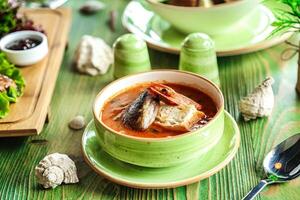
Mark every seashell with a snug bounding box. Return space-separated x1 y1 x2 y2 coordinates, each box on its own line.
35 153 79 189
69 115 86 130
79 0 106 15
74 35 113 76
239 77 275 121
122 90 159 131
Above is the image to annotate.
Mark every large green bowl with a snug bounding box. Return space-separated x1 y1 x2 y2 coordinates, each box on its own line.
93 70 224 167
146 0 260 35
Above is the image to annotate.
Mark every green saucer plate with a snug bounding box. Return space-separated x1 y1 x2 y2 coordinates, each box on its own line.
81 111 240 189
122 0 292 56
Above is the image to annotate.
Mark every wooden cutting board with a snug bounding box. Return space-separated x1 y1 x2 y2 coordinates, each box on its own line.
0 8 71 137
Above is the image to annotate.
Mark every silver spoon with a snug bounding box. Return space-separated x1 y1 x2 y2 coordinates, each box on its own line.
243 133 300 200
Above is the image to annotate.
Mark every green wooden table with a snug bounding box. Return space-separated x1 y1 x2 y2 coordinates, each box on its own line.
1 0 300 199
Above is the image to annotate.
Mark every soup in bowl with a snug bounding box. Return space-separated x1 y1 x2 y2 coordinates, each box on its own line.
93 70 224 167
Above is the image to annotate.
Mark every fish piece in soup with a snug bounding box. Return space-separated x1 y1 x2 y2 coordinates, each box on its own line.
148 83 202 110
154 104 205 132
122 90 159 131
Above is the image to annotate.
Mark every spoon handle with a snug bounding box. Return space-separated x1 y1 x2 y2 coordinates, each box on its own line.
242 179 273 200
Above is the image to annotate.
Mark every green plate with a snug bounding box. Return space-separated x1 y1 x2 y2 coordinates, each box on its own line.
122 0 292 56
81 111 240 189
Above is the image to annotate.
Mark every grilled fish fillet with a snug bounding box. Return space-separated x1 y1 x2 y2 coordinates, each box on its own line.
154 104 205 132
122 90 159 131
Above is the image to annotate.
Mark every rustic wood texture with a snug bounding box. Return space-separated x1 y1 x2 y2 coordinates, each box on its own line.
0 8 71 136
0 0 300 199
297 49 300 93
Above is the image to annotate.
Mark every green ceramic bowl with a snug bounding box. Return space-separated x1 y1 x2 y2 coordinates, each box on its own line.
93 70 224 168
146 0 260 35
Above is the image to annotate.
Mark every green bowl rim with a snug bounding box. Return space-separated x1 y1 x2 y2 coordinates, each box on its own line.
93 69 224 142
146 0 254 10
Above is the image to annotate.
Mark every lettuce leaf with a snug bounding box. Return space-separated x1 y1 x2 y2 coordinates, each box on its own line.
6 87 18 103
0 52 25 118
0 92 10 118
0 53 25 95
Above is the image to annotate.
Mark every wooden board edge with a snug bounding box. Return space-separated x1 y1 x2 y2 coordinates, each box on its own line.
34 8 72 135
0 129 37 137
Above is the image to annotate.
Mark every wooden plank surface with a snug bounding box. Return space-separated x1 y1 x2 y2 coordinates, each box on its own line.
0 0 300 199
0 8 71 136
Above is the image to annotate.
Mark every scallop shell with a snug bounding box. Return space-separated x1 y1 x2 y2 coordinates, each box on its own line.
239 77 274 121
74 35 113 76
35 153 79 189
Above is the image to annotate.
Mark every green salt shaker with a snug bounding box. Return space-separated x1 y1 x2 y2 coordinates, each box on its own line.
113 34 151 79
179 33 220 86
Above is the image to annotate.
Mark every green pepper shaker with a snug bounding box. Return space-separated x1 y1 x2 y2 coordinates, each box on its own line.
113 34 151 79
179 33 220 86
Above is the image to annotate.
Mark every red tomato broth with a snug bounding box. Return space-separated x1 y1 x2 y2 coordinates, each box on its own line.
101 82 218 138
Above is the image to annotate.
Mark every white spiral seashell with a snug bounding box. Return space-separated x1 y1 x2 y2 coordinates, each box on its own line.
35 153 79 189
239 77 274 121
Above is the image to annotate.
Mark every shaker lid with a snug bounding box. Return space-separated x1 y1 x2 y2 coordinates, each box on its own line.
182 33 214 51
113 33 146 51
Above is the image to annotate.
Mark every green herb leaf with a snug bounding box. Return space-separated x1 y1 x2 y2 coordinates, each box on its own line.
271 0 300 36
0 0 18 37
